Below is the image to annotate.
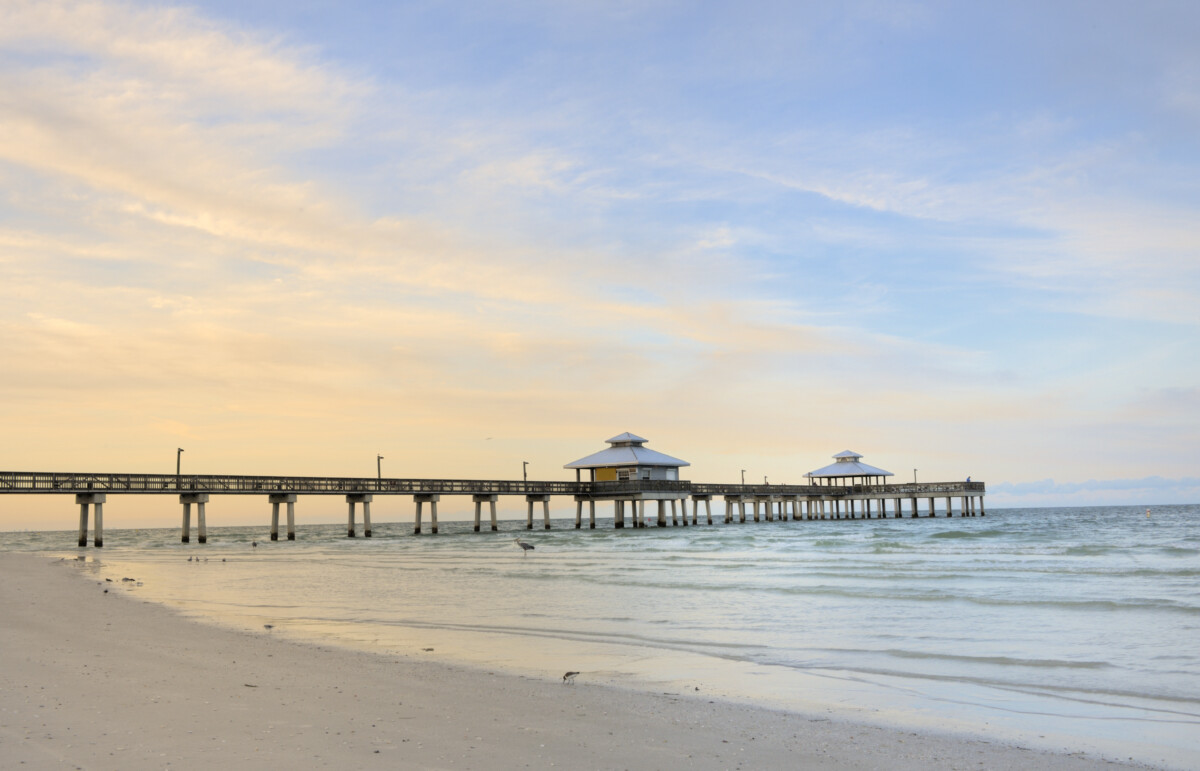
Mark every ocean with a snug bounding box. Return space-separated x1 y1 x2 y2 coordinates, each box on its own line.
4 504 1198 768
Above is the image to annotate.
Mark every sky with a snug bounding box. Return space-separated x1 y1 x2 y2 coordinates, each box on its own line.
1 0 1198 529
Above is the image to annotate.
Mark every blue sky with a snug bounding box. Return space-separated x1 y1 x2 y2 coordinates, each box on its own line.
1 0 1198 526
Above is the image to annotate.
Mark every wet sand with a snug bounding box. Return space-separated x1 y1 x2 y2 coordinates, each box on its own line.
0 553 1159 770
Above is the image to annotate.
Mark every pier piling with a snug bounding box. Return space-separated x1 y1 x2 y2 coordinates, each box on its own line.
414 494 439 534
345 495 372 537
180 494 209 543
474 494 499 532
268 494 297 541
75 494 105 547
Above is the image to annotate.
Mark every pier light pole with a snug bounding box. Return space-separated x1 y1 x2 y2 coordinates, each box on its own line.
913 469 917 484
741 469 746 485
176 448 184 476
377 454 384 479
764 476 768 485
523 461 529 484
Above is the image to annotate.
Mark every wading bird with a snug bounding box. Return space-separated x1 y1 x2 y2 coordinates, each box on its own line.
514 537 535 556
562 671 579 685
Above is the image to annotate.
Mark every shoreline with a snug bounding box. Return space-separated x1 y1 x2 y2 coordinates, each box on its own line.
0 553 1163 770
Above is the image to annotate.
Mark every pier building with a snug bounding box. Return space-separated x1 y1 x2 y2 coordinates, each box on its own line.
564 433 692 528
0 435 985 544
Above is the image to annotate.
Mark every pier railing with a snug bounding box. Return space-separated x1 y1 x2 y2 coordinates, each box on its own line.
0 471 983 498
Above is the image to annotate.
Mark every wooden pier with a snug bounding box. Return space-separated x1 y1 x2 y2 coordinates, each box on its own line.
0 471 986 546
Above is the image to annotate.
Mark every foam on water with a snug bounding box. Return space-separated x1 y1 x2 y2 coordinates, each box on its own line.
4 504 1199 768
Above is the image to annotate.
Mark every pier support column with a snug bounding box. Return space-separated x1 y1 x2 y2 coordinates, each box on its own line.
414 494 440 534
910 497 919 518
573 496 593 530
614 500 625 529
345 495 372 538
946 496 953 517
474 494 499 532
78 499 88 547
979 497 985 516
657 500 666 527
739 499 747 523
94 499 104 547
268 494 296 541
724 498 732 524
526 495 551 530
75 494 106 548
928 497 936 518
180 494 209 544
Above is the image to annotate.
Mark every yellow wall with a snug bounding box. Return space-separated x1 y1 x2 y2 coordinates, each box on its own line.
595 468 617 481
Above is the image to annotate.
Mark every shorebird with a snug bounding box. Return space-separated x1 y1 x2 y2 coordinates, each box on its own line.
562 671 579 685
514 538 535 556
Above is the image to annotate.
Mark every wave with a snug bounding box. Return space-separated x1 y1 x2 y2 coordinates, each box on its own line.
878 648 1111 669
928 529 1005 540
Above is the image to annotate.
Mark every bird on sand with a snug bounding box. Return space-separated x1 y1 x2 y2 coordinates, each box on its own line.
514 537 535 556
562 671 579 685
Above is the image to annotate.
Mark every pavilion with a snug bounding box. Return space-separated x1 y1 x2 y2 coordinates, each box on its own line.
804 450 893 487
564 432 690 483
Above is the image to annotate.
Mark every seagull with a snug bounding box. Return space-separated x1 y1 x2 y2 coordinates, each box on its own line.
562 671 579 685
263 624 274 630
513 538 535 556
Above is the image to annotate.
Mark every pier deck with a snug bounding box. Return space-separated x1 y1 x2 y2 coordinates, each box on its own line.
0 471 986 545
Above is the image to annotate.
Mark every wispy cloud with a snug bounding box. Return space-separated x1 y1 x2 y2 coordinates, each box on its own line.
0 0 1197 519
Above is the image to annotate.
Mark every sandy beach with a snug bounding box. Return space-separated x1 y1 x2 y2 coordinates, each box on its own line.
0 553 1159 770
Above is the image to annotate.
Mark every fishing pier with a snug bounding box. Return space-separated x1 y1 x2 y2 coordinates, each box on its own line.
0 435 985 546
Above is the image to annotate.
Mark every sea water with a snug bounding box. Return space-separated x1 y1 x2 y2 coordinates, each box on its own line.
4 504 1199 768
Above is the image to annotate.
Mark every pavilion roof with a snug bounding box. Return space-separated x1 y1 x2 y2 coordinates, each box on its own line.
804 450 893 479
564 433 690 469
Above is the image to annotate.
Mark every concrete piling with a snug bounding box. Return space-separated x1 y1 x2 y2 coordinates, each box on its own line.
474 494 499 532
181 494 209 543
268 494 296 541
345 495 372 537
75 494 106 547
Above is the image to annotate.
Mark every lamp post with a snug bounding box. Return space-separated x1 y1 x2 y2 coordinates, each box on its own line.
741 469 746 486
377 455 384 479
523 461 529 484
913 469 918 484
176 448 184 476
764 475 768 485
